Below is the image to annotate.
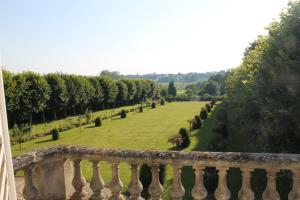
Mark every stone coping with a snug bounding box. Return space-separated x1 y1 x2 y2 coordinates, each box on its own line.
13 145 300 171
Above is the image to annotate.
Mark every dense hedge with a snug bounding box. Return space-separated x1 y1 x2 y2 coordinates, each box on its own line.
3 70 160 127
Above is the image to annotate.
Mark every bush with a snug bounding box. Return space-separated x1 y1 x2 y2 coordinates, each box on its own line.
120 109 127 118
192 115 202 129
205 103 211 112
178 128 190 148
200 107 208 119
51 128 59 140
214 122 228 138
168 134 183 147
210 100 216 107
85 109 92 124
160 98 165 105
208 134 227 151
139 106 143 112
95 117 102 127
151 102 156 109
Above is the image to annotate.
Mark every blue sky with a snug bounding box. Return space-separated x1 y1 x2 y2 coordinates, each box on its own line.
0 0 289 75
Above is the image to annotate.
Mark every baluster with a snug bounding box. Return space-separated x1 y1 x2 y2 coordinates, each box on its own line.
108 162 125 200
170 164 185 200
191 165 207 200
90 160 105 200
148 164 164 200
289 168 300 200
23 164 38 200
214 167 231 200
238 168 254 200
128 163 143 200
70 159 87 200
262 169 280 200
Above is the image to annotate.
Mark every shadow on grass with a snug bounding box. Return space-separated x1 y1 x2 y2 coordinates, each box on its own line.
180 107 220 200
35 139 53 144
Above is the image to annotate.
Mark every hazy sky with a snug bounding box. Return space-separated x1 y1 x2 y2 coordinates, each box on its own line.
0 0 289 75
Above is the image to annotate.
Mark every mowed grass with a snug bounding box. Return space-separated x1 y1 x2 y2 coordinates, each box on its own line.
13 104 142 136
13 101 219 199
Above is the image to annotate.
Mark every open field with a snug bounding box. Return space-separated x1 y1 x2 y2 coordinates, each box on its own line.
12 101 218 199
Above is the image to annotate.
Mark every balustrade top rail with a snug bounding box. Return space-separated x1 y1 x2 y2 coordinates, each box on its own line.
13 145 300 171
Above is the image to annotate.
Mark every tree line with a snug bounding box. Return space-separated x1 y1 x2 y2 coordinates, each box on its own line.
225 0 300 153
181 73 228 98
2 70 161 127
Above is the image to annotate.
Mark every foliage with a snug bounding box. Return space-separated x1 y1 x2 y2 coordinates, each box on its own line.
178 128 190 148
116 80 128 105
85 109 92 124
184 72 228 97
167 81 177 97
160 98 165 105
168 134 183 147
192 115 202 129
200 107 208 119
151 102 156 109
45 73 69 119
11 124 31 150
17 72 50 125
225 1 300 153
95 117 102 127
139 106 143 113
205 103 211 113
3 70 159 126
120 109 127 118
51 128 59 140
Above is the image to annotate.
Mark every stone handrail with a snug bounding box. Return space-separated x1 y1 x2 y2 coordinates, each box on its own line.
13 145 300 200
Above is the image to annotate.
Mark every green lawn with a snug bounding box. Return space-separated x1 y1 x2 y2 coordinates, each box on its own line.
13 101 218 200
12 104 143 136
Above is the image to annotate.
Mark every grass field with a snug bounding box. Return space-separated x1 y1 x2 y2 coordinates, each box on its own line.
11 104 143 136
12 101 218 200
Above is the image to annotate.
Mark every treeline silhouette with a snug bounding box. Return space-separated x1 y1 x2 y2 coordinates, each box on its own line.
2 70 160 127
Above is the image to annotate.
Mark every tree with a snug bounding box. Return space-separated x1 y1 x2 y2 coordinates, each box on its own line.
134 79 143 102
120 79 136 104
168 81 177 97
88 76 104 109
61 74 82 115
77 76 95 113
116 80 128 106
45 73 69 119
2 70 20 125
204 81 218 96
98 76 118 108
17 72 50 125
225 1 300 153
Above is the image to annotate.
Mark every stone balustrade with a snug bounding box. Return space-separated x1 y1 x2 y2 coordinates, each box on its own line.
12 145 300 200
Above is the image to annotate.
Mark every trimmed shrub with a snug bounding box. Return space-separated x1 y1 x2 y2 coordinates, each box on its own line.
139 106 143 112
95 117 102 127
210 100 216 107
205 103 211 112
120 109 127 118
51 128 59 140
168 134 183 147
151 102 156 109
160 98 165 105
200 107 208 119
179 128 190 148
192 115 202 129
